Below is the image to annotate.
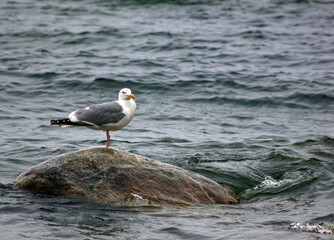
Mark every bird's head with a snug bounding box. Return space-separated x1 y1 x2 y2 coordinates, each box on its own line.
119 88 136 101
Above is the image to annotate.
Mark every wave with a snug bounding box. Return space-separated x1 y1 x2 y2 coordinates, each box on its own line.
181 90 334 109
289 222 334 234
293 136 334 147
286 91 334 106
1 27 124 40
95 0 221 6
228 29 275 40
292 136 334 161
173 137 332 202
183 95 310 109
3 66 332 111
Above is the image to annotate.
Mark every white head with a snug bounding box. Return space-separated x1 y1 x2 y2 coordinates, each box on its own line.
118 88 136 101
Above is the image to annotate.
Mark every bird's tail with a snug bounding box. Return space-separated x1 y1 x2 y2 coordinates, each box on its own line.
50 118 88 128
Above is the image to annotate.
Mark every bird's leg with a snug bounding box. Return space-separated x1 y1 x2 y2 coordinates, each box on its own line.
106 130 111 148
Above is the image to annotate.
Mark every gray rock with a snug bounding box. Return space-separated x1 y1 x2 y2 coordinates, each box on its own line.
15 147 238 206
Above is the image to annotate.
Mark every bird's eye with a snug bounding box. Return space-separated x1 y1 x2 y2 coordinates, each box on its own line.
122 91 126 94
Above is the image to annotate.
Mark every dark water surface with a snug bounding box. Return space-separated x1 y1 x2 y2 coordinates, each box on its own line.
1 0 334 239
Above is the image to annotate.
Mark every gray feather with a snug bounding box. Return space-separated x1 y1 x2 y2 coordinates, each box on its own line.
73 102 125 126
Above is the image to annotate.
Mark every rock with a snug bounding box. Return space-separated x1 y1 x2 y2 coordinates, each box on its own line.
15 147 238 206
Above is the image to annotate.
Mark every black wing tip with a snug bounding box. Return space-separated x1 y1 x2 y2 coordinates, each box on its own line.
50 118 71 125
50 119 57 125
50 118 91 126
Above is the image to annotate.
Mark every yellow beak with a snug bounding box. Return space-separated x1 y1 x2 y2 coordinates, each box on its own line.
129 94 136 99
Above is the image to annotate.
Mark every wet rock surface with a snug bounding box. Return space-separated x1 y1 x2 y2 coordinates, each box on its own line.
15 147 238 206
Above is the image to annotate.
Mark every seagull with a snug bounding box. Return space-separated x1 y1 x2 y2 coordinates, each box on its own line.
50 88 136 147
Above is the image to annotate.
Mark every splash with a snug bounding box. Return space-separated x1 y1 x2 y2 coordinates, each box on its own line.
254 176 290 190
289 222 334 234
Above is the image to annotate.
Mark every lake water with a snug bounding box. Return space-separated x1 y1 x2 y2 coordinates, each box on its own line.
1 0 334 239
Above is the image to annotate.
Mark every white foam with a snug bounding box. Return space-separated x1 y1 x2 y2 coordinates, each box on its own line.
289 222 333 234
254 176 290 190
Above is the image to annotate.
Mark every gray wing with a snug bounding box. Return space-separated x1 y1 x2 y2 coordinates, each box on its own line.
72 102 125 126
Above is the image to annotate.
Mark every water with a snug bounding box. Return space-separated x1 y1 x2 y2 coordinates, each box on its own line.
1 0 334 239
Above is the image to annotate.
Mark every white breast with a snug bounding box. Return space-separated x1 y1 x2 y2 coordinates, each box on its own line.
103 99 136 131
